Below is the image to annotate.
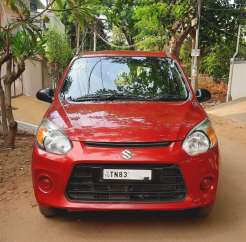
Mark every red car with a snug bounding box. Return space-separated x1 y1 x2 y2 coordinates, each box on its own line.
33 50 219 218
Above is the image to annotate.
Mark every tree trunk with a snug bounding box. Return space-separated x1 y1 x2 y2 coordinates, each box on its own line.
0 81 8 139
76 22 80 53
0 52 12 141
5 80 17 148
169 34 178 56
121 28 135 50
55 63 59 88
168 34 182 62
168 25 195 61
3 59 25 148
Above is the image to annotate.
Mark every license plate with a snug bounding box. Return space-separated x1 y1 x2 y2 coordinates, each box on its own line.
103 169 152 181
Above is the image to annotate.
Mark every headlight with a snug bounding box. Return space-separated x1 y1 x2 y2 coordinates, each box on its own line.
36 119 72 155
182 119 217 156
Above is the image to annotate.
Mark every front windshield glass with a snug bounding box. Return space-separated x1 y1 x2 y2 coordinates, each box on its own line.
60 56 188 101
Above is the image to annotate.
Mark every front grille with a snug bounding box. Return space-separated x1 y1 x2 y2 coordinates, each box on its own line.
85 141 172 148
66 164 186 202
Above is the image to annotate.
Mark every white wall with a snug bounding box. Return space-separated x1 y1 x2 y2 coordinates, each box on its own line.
45 11 65 33
0 2 48 97
1 59 47 97
231 61 246 100
22 59 43 97
0 63 24 97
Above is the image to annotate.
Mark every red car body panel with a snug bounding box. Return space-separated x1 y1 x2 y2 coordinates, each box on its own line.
48 101 206 142
32 50 219 212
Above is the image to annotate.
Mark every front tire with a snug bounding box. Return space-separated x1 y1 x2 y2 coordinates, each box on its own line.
39 205 57 217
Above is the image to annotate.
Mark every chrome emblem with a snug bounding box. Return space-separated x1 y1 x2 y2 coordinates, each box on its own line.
121 149 132 160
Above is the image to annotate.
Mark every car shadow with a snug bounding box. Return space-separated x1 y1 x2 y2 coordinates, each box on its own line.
59 209 196 222
46 140 245 239
49 164 243 238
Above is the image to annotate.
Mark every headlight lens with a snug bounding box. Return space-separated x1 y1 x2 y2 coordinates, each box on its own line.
36 119 72 155
182 119 217 156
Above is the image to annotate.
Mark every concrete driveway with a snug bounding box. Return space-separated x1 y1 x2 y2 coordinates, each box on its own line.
1 100 246 241
12 95 49 126
207 97 246 123
12 95 246 127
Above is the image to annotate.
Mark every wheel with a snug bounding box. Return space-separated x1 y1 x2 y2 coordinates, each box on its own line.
191 205 214 218
39 205 57 217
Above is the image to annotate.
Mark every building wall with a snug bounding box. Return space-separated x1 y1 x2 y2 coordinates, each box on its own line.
22 59 43 96
1 59 48 97
0 2 17 26
0 1 53 97
45 11 65 34
231 61 246 100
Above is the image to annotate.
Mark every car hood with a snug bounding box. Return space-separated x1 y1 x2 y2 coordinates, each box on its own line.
47 100 206 142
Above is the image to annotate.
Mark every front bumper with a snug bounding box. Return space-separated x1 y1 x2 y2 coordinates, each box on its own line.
32 141 219 212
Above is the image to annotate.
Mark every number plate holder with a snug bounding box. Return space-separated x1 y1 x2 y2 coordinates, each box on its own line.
102 169 152 181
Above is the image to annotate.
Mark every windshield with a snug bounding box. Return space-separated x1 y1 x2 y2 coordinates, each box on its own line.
60 56 189 102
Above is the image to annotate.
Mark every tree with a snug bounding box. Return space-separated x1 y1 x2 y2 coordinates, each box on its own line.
0 0 49 147
98 0 245 81
44 28 72 87
98 0 198 56
53 0 102 51
134 0 196 57
101 0 138 49
198 0 243 81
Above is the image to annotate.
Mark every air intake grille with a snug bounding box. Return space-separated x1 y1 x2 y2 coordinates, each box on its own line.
66 164 186 202
84 141 172 148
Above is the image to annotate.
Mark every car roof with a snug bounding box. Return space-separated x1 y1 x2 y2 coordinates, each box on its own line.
78 50 168 58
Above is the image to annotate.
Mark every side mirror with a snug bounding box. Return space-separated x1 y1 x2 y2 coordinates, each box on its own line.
36 88 54 103
196 88 211 103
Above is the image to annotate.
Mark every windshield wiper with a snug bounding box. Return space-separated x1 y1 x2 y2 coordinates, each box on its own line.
68 94 148 102
152 95 187 101
68 94 187 102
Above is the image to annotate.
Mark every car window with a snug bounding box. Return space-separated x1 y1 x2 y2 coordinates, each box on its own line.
60 56 188 101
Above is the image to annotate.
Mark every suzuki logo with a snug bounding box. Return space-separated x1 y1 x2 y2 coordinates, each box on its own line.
121 149 133 160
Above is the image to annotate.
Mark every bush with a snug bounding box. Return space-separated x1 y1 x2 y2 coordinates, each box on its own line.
45 28 73 86
200 42 237 82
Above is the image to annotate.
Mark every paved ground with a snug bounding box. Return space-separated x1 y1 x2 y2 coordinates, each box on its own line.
207 97 246 123
12 95 246 126
2 97 246 241
1 107 246 241
12 95 49 126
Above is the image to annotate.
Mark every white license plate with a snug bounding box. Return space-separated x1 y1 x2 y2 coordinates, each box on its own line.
103 169 152 181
